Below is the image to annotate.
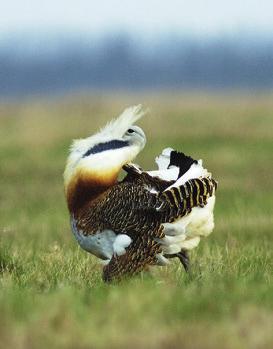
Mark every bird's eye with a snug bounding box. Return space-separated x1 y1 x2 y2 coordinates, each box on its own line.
127 128 134 134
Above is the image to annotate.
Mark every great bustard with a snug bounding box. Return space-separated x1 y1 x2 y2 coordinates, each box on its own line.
64 105 217 282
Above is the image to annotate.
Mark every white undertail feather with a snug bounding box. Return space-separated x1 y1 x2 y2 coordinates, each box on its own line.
155 148 174 170
156 254 170 266
160 196 215 256
147 167 179 182
148 148 179 181
148 148 216 258
113 234 132 256
148 148 210 186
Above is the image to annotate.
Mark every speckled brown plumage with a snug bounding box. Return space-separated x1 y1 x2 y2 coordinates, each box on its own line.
64 106 218 282
72 169 217 282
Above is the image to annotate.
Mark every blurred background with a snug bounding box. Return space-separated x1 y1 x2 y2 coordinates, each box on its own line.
1 0 273 98
1 2 273 349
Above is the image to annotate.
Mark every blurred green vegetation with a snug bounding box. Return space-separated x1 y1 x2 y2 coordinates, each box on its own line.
0 93 272 349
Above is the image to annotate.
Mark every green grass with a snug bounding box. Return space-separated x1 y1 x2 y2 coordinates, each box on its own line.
0 93 272 348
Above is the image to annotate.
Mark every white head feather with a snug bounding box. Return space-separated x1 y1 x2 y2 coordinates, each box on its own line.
64 105 147 190
69 104 146 157
99 104 147 139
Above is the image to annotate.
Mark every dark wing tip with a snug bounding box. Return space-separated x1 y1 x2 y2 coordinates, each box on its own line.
169 151 198 179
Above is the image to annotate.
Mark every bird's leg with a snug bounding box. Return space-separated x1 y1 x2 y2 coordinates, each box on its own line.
176 250 190 272
164 249 190 272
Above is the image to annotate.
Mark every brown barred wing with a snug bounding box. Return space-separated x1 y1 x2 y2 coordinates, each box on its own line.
97 177 218 237
101 177 218 282
158 176 218 219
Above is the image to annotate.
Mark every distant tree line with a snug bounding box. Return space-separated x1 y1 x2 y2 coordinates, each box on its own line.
0 34 273 97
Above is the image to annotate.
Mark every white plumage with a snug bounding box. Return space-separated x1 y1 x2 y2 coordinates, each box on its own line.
147 147 216 263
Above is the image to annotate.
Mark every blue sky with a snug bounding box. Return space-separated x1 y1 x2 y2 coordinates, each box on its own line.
1 0 273 37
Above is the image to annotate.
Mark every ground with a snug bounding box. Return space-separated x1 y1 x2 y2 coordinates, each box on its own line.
0 93 272 349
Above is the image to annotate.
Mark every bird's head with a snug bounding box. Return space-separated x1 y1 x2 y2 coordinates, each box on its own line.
64 105 146 211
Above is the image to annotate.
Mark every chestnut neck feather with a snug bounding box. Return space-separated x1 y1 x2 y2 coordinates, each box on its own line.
66 175 117 214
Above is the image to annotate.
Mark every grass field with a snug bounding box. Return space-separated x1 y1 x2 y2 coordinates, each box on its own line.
0 93 272 349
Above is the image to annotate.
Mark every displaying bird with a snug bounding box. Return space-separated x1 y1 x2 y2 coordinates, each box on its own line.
123 148 217 272
64 105 217 282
